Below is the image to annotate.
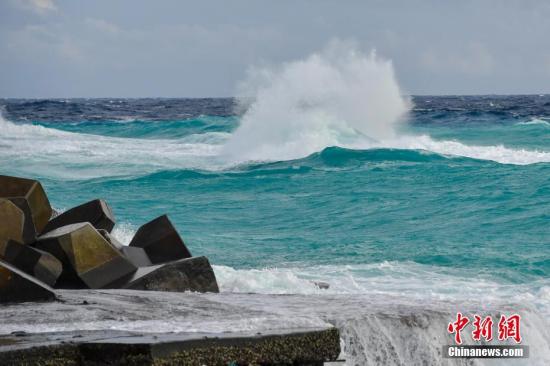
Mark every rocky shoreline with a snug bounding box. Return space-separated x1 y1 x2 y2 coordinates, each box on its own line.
0 174 340 365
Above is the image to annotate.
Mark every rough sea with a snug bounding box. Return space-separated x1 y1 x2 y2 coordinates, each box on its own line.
1 91 549 364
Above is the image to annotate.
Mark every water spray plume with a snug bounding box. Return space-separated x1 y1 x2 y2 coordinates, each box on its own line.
223 42 411 162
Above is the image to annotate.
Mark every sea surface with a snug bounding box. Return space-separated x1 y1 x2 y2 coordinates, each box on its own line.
1 95 549 365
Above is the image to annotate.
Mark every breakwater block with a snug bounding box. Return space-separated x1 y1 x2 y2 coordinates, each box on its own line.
0 328 340 365
0 175 52 243
43 199 116 234
0 240 62 287
129 215 192 264
120 246 152 267
98 229 124 250
1 174 220 297
0 259 56 304
35 223 136 289
0 200 26 246
107 256 219 293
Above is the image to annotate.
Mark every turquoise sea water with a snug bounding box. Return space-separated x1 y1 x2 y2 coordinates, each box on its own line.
2 96 550 364
3 98 548 284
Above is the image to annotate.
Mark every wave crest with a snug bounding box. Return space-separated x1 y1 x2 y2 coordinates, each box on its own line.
378 135 550 165
222 41 411 162
1 108 549 182
517 118 550 127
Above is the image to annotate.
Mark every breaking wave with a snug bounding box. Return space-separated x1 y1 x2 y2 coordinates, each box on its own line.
0 112 227 179
376 134 550 165
223 41 410 162
213 263 550 312
1 111 549 182
1 44 549 180
517 118 550 127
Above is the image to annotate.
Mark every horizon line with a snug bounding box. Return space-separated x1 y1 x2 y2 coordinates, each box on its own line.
0 93 548 100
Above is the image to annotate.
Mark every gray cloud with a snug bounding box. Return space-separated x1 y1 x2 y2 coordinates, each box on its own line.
1 0 550 97
12 0 57 14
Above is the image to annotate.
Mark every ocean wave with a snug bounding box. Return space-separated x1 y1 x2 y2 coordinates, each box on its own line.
44 213 550 308
223 42 411 162
0 113 227 179
377 135 550 165
213 262 550 307
34 115 237 141
2 112 549 182
108 220 550 302
517 118 550 127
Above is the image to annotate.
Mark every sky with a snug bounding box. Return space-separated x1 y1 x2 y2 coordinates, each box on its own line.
1 0 550 97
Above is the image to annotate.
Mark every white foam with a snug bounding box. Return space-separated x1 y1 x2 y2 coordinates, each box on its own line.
213 265 324 294
0 113 228 179
222 41 410 162
517 118 550 126
212 262 550 364
377 134 550 165
2 112 549 181
81 226 550 319
213 263 550 314
111 222 137 245
218 43 550 166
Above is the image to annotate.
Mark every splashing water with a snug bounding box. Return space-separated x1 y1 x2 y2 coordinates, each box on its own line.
221 43 550 165
223 43 411 162
1 90 550 181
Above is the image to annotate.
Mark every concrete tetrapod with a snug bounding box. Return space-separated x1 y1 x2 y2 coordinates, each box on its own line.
35 223 136 289
1 240 62 287
0 199 26 248
42 199 116 234
0 175 52 242
129 215 192 264
107 256 219 293
0 259 56 304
